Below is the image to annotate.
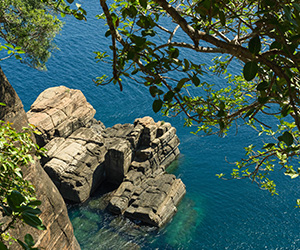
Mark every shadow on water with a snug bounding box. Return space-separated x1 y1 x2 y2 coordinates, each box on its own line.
67 181 157 250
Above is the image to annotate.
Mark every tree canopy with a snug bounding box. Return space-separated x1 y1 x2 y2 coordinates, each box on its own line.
96 0 300 198
0 0 86 70
0 0 64 69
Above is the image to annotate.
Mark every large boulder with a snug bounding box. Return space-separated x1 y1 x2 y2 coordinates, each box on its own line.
0 67 80 249
43 127 107 203
27 86 96 146
27 86 106 203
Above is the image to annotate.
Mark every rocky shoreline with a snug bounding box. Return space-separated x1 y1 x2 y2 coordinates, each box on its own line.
27 86 186 228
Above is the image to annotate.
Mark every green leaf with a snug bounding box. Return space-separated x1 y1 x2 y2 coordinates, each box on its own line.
24 234 35 247
105 30 111 37
22 213 45 230
243 61 258 81
127 49 135 60
219 11 225 26
0 204 12 216
270 41 282 50
149 86 158 97
248 35 261 54
170 48 179 58
14 54 22 60
128 5 138 18
258 96 268 104
192 74 200 86
141 29 155 37
139 0 147 9
27 200 42 207
176 78 189 90
0 241 8 250
281 105 291 117
263 143 275 149
20 206 42 215
278 131 294 146
16 240 29 250
183 59 190 71
164 91 175 102
5 43 14 49
257 81 269 91
7 190 26 210
153 99 163 113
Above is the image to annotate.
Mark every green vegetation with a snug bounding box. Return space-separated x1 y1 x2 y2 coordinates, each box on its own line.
0 115 46 249
96 0 300 198
0 0 64 69
0 0 86 70
0 1 73 248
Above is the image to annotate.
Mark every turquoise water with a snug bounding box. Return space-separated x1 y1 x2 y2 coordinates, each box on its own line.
2 1 300 249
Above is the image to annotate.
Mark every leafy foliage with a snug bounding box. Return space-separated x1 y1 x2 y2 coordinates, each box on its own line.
0 0 87 70
96 0 300 198
0 121 47 249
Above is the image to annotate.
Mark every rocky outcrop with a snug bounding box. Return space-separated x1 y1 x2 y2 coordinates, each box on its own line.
0 67 80 249
43 127 107 203
27 86 96 146
107 117 185 227
27 86 185 228
28 87 106 203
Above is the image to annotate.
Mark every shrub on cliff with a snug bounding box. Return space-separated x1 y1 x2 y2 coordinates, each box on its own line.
0 114 46 249
0 1 85 248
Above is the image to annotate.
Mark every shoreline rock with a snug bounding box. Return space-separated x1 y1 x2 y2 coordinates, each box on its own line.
27 86 186 228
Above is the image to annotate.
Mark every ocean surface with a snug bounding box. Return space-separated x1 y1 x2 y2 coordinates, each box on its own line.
1 1 300 249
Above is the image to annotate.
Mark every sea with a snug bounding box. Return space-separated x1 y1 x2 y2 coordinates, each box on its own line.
1 1 300 249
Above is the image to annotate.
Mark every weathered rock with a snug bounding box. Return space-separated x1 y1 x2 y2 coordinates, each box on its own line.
107 117 185 227
43 127 107 203
27 86 96 146
26 86 184 228
105 138 133 186
0 67 80 249
120 174 186 227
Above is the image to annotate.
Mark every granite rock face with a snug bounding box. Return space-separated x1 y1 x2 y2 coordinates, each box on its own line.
28 86 185 227
0 68 80 249
27 86 96 146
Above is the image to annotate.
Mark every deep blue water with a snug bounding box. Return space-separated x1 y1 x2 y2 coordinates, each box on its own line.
1 1 300 249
